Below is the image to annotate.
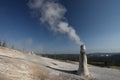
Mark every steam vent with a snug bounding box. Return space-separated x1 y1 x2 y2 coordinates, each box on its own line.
77 45 89 76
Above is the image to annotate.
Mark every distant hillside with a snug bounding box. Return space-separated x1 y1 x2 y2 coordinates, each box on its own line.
41 53 120 66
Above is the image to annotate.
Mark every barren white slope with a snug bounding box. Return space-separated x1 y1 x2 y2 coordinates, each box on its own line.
0 47 120 80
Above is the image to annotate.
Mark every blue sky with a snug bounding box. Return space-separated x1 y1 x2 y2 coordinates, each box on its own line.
0 0 120 53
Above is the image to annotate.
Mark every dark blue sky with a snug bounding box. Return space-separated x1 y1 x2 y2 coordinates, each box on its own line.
0 0 120 53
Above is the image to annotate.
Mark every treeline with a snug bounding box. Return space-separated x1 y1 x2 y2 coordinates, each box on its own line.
0 40 34 53
0 41 15 50
41 53 120 67
0 41 7 47
87 53 120 66
41 54 79 61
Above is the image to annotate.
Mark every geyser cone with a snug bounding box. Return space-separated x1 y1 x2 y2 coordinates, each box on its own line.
77 44 89 76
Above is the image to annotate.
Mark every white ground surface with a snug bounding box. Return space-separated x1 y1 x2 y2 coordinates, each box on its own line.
0 47 120 80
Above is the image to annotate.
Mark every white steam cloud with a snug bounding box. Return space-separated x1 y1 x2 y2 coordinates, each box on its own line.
28 0 81 45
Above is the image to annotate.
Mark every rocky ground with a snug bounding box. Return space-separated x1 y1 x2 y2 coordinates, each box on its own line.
0 47 120 80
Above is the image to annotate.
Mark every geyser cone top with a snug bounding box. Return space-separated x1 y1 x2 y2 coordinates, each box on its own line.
80 44 86 50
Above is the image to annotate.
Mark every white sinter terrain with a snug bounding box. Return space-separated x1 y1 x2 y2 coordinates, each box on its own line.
0 47 120 80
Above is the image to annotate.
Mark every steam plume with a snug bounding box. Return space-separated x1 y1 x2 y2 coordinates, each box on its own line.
28 0 81 45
